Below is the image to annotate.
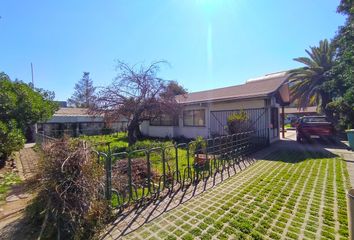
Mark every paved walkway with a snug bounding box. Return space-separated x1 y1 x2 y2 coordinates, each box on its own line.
16 145 39 180
0 144 39 232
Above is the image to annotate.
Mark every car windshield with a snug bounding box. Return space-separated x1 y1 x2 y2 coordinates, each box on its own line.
302 117 327 123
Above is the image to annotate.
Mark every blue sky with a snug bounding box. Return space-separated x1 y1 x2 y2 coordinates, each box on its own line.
0 1 345 101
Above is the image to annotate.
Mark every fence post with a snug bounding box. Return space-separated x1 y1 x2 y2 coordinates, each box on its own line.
105 143 112 201
162 149 166 189
146 151 152 193
175 146 179 181
186 146 191 178
127 154 133 200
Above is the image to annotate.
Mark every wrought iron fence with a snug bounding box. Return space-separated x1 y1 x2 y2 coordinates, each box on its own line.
101 129 269 209
35 129 269 210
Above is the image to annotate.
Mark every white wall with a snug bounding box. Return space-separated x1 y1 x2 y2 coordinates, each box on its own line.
140 99 279 142
269 96 281 143
209 99 265 111
175 104 209 138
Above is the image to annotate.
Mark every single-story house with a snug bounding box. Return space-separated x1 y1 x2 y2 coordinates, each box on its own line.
140 71 290 143
38 107 128 137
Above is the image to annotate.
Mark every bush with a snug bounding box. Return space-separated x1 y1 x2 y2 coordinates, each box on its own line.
0 120 25 162
27 138 111 239
226 111 251 134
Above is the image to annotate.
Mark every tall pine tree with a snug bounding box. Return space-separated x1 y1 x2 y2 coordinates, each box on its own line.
68 72 96 108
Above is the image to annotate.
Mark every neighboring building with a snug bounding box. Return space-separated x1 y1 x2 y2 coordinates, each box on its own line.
38 107 128 137
140 71 290 143
283 106 318 124
284 106 318 115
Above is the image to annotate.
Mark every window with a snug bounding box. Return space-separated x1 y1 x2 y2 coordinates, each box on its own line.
150 114 178 126
183 109 206 127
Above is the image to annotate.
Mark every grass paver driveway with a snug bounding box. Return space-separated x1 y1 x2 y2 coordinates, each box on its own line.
123 149 349 240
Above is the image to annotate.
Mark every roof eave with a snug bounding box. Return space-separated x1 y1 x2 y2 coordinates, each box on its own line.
178 93 272 106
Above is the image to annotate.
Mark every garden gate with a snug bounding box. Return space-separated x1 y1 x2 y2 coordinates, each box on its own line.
210 108 269 139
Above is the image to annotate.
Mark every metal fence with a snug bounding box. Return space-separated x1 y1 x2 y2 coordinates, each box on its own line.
101 129 269 209
35 131 58 146
35 129 269 210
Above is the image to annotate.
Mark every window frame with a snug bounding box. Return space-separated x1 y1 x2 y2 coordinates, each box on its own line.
183 109 206 127
149 114 179 126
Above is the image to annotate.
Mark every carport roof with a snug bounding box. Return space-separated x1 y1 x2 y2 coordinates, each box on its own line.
176 71 289 104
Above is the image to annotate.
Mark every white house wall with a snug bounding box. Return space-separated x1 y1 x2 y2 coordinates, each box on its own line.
175 105 209 138
141 98 274 140
269 96 281 143
209 99 265 111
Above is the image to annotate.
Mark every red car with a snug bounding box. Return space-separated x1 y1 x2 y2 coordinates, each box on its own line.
296 116 335 143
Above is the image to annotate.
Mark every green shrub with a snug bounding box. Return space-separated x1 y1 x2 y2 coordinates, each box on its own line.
226 111 251 134
0 120 25 162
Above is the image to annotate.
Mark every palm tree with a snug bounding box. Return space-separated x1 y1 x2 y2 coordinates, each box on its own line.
287 39 335 118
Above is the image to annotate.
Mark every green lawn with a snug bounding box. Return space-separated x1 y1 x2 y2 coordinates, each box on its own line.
81 132 192 172
81 132 180 153
123 149 350 240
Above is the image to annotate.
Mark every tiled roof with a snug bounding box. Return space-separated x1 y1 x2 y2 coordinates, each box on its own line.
176 71 288 104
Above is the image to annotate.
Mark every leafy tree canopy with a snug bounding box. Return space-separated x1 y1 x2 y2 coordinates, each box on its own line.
0 72 58 131
288 0 354 128
0 72 58 161
287 39 335 117
326 0 354 128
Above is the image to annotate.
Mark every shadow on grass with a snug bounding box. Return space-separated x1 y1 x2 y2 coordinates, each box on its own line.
263 141 340 163
99 155 257 239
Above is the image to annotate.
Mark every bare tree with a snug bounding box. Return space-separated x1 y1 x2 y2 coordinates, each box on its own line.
92 61 185 145
68 72 96 108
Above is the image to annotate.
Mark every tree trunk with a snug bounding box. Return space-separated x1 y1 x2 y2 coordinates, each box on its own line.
134 125 142 139
127 119 139 146
320 91 333 121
